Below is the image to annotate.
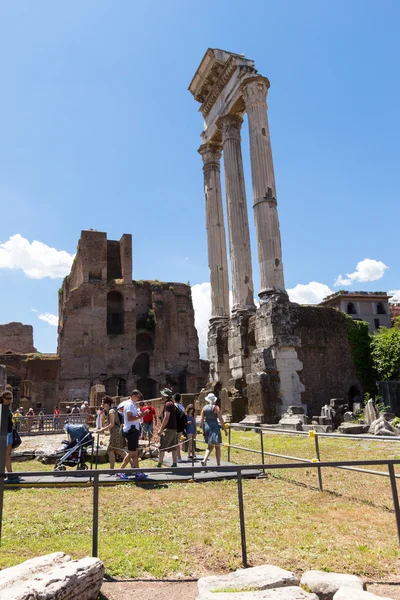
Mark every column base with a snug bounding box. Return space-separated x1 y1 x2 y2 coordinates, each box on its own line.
231 304 257 316
209 315 230 326
258 288 288 303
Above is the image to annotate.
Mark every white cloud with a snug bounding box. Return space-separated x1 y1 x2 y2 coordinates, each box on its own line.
191 282 212 359
389 290 400 304
38 313 58 327
334 258 388 287
0 234 74 279
287 282 333 304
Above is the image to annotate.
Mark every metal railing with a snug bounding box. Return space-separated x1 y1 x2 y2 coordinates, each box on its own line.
1 459 400 567
1 411 400 568
227 422 400 490
14 415 87 435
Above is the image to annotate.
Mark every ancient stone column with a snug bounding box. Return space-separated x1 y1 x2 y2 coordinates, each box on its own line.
218 114 255 313
198 143 230 320
241 76 285 298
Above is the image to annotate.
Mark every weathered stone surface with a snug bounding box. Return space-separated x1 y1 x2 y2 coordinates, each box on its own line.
0 322 36 354
333 587 393 600
0 552 69 589
365 399 379 426
343 412 354 422
197 586 317 600
0 553 104 600
197 564 298 598
300 570 365 599
369 416 399 436
338 424 370 434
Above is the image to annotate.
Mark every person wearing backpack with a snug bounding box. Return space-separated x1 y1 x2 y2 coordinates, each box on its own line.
173 393 187 461
96 396 128 470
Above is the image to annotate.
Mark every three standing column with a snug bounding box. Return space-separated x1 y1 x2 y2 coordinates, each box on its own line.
241 76 285 297
199 142 230 320
218 114 255 313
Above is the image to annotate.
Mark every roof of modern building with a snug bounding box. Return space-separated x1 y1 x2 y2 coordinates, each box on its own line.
320 290 391 305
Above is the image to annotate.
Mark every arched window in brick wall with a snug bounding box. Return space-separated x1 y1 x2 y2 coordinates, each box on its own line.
107 291 124 335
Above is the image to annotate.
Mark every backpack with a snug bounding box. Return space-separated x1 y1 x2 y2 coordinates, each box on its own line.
175 404 187 433
111 408 124 428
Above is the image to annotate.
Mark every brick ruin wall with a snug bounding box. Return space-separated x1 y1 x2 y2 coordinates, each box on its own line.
0 323 36 354
290 304 360 417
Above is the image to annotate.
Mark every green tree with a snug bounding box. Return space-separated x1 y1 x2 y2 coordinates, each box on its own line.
346 317 376 394
370 318 400 381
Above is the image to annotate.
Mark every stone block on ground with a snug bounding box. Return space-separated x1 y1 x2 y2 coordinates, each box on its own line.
369 416 398 436
197 564 298 598
300 570 365 599
333 587 393 599
197 586 318 599
338 424 369 434
0 553 104 600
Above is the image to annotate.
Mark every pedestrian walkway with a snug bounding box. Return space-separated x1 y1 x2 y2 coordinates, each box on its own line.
6 455 261 488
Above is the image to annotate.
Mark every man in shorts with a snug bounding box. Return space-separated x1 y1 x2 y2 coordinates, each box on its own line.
117 389 147 480
141 400 157 441
157 388 178 468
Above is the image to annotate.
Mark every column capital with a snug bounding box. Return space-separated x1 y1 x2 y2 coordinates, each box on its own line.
217 113 243 143
198 142 222 167
241 75 270 110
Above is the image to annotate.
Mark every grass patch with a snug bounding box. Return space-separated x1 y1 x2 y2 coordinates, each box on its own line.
2 432 400 580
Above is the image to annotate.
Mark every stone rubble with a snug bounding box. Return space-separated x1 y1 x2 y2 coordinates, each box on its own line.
300 570 365 599
196 565 393 600
333 587 393 599
197 565 298 598
369 416 399 436
0 553 104 600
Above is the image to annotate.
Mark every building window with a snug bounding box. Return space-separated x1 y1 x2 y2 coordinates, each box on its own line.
347 302 357 315
107 291 124 335
374 318 380 330
377 303 386 315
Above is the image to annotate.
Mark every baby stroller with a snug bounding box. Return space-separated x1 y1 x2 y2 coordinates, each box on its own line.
54 423 93 471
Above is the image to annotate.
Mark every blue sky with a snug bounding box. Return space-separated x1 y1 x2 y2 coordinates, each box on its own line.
0 0 399 357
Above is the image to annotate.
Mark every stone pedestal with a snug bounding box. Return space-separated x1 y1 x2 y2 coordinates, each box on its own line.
207 318 230 386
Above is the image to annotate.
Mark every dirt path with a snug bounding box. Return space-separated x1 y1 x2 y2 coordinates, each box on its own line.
99 579 198 600
99 578 400 600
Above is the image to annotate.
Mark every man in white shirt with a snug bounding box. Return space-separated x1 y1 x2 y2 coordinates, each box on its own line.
117 389 147 480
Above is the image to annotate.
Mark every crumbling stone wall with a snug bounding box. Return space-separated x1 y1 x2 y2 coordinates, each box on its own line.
291 304 361 417
58 230 203 401
0 323 36 354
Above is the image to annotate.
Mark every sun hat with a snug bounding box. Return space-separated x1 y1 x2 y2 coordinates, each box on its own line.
160 388 173 398
205 393 217 404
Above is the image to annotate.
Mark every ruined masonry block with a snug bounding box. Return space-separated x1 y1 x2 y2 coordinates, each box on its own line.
301 570 365 599
197 587 318 600
197 564 299 599
333 587 393 600
0 552 104 600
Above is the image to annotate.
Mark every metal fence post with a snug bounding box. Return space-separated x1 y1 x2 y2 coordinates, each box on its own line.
314 433 323 491
92 473 99 557
260 429 265 474
388 463 400 546
0 405 8 545
236 468 248 567
227 425 231 463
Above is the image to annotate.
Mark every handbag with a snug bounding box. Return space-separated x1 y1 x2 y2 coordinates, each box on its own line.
12 428 22 449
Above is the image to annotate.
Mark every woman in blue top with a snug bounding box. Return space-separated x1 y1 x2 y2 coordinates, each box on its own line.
200 393 227 467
